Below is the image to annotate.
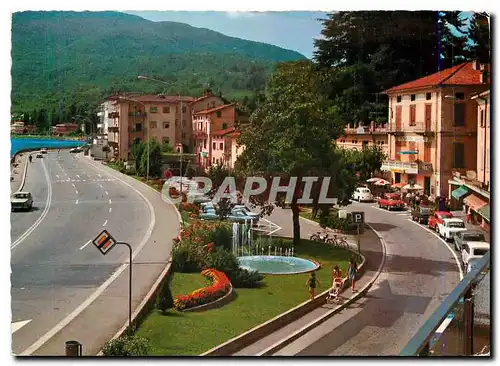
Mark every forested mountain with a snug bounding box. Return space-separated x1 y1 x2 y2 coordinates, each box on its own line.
11 11 305 114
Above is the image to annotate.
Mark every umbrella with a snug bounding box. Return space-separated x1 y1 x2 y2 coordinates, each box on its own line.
374 179 391 186
366 177 383 183
391 182 406 189
402 184 424 190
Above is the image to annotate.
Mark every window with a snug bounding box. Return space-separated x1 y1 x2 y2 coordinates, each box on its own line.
162 106 170 113
182 106 186 113
454 103 466 126
426 93 431 100
213 142 216 150
480 110 485 127
135 123 142 132
455 92 465 100
203 139 207 149
410 94 416 101
222 123 228 130
216 111 222 118
182 132 186 139
409 105 416 126
453 142 465 168
213 157 215 164
397 96 402 103
150 106 158 113
150 121 157 129
220 142 223 150
163 122 170 129
198 122 202 130
162 137 169 144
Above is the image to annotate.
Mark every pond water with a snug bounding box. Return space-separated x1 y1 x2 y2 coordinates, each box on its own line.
237 255 319 275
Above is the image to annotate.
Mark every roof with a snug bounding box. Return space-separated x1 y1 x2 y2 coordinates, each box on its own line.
384 61 490 94
463 193 488 211
108 94 194 103
435 211 453 216
442 217 464 223
193 104 234 115
467 242 490 249
212 127 237 137
190 93 216 105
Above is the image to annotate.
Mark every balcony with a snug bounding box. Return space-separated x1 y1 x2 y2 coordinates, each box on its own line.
388 121 435 136
381 159 433 174
128 111 147 118
344 125 388 135
193 130 208 139
108 126 119 133
108 112 119 119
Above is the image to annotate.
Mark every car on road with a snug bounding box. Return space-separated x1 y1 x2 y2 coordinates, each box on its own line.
454 230 487 252
352 187 373 202
11 191 33 211
70 147 82 153
200 207 259 225
40 148 48 154
428 211 453 231
438 218 467 241
462 242 489 269
378 193 405 211
36 152 43 158
411 205 433 224
234 204 260 220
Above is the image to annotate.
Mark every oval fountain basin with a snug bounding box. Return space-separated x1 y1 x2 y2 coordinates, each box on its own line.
237 255 320 275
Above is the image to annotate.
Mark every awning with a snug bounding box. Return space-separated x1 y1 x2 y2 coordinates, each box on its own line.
478 204 490 222
463 194 488 212
398 150 418 155
451 185 469 200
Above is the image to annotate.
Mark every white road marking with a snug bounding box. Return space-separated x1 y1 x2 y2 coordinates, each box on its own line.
76 174 80 178
12 319 32 334
105 191 108 195
72 183 75 187
98 184 103 188
75 190 78 194
75 200 79 205
79 240 91 251
11 160 52 250
98 174 101 178
109 207 112 213
102 220 108 227
109 199 112 204
56 174 59 178
19 158 156 356
83 180 86 182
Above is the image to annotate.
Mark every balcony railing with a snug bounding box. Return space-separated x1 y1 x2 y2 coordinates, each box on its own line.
388 121 435 135
108 112 119 119
108 126 119 132
400 251 490 356
344 126 388 134
128 111 147 118
381 160 433 174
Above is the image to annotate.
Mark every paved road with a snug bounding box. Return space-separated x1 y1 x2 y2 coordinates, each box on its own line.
268 202 461 355
11 151 151 354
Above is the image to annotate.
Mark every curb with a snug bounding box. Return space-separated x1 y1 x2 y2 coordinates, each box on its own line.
18 152 32 192
200 248 367 356
181 283 235 313
96 261 172 356
257 222 387 356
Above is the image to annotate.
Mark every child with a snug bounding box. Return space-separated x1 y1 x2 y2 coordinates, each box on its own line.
306 272 321 300
347 256 358 292
332 265 342 283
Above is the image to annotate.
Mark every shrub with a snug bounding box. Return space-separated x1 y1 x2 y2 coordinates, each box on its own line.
157 280 174 314
172 246 203 273
210 224 232 251
229 268 264 288
205 246 239 274
102 335 150 356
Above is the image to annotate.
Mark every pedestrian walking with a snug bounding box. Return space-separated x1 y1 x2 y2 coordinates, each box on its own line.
306 271 321 300
347 256 358 292
466 206 471 223
28 155 32 164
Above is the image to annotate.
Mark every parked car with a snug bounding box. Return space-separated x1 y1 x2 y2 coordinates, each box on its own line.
462 242 490 269
11 191 33 211
428 211 453 231
36 152 43 158
378 193 405 211
411 205 433 224
352 187 373 202
200 207 259 225
454 230 487 252
69 147 79 153
438 218 467 241
233 204 260 220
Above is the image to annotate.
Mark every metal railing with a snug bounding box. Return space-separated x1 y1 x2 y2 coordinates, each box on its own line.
400 251 490 356
381 160 433 173
388 121 434 133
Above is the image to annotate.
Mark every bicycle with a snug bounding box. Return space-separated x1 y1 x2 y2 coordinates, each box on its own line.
309 230 335 245
332 234 350 248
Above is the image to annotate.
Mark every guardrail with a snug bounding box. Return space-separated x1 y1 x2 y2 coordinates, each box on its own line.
399 251 490 356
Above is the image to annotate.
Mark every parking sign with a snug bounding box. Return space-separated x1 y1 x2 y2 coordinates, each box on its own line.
352 212 365 224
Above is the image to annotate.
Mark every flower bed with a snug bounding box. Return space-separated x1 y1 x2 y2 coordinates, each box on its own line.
180 202 200 218
173 269 231 311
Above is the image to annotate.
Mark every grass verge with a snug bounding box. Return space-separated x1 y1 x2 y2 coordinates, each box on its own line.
136 237 355 355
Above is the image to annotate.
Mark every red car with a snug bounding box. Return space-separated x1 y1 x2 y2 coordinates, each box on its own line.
428 211 453 231
378 193 405 211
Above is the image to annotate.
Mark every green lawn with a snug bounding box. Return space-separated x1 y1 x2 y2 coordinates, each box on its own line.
136 237 355 355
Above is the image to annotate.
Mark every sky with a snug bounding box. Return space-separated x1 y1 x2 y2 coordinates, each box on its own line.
124 11 328 59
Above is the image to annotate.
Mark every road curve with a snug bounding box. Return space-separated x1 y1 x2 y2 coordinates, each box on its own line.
271 202 460 355
11 151 151 354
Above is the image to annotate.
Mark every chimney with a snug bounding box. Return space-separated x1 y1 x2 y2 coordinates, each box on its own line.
473 60 480 70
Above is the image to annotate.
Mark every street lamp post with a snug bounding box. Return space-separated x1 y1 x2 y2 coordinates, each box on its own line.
117 96 150 181
137 75 183 194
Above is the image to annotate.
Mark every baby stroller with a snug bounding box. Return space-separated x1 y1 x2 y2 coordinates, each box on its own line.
326 277 344 304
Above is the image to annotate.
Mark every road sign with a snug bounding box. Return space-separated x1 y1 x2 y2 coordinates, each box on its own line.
93 229 117 255
352 211 365 224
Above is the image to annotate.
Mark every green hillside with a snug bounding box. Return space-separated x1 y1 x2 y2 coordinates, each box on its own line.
11 11 305 113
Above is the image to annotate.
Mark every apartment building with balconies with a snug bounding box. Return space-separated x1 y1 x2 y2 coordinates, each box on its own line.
335 121 389 155
383 60 489 197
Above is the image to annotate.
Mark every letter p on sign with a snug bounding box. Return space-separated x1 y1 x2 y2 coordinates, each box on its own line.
352 212 365 224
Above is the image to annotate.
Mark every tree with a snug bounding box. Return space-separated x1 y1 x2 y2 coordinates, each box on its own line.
139 138 163 178
238 60 345 246
467 12 490 63
156 279 174 315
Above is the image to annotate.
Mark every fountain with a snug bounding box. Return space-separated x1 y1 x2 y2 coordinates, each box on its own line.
274 247 277 256
268 246 271 256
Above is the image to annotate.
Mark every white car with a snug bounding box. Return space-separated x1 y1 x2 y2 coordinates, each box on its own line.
462 242 489 269
352 187 373 202
234 204 260 219
438 218 467 241
40 148 48 154
36 152 43 158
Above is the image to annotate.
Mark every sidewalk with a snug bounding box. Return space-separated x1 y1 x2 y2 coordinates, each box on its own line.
450 210 490 242
10 152 29 193
232 226 384 355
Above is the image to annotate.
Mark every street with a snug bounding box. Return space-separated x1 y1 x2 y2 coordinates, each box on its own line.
244 202 461 355
10 152 154 354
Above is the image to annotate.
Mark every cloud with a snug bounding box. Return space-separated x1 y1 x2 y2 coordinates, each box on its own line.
225 11 257 19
